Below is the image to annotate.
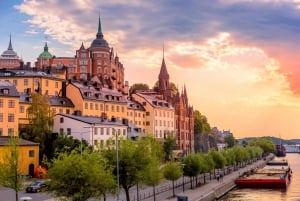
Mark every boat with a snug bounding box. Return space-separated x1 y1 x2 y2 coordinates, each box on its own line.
274 144 286 157
235 157 292 188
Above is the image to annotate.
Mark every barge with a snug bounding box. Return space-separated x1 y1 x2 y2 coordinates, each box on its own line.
235 157 292 188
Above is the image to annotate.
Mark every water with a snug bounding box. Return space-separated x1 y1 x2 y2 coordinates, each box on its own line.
220 153 300 201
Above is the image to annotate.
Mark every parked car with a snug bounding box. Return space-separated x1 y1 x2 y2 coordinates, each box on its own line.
25 180 48 193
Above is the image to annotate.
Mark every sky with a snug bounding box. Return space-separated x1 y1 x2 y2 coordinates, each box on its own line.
1 0 300 139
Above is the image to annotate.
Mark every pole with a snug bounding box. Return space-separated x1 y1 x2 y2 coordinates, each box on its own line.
116 129 120 201
182 164 185 192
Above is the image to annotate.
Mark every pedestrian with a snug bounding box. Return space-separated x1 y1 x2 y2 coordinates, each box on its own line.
216 173 219 182
220 172 223 182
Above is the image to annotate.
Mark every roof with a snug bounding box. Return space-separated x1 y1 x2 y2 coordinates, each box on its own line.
90 17 109 49
0 136 39 146
135 92 174 109
0 81 19 97
0 69 63 80
56 113 127 126
71 81 127 103
19 93 74 107
1 35 19 59
38 42 52 58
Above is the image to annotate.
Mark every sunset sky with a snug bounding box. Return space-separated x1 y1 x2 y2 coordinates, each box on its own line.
1 0 300 139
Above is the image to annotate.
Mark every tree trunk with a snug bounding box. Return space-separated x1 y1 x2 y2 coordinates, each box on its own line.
172 180 175 197
153 185 156 201
15 190 18 201
136 183 140 201
125 187 130 201
190 176 192 189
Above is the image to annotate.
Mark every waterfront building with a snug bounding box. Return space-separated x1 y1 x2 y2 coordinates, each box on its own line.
0 136 39 176
131 55 194 154
131 92 175 142
0 35 22 69
0 81 19 136
53 113 144 148
126 98 146 133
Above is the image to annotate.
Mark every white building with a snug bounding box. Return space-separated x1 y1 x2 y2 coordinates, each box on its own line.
53 114 141 149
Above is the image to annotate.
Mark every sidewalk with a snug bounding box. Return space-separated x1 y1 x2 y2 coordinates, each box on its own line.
160 156 270 201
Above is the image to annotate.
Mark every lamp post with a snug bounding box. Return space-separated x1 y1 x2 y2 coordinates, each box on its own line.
115 129 120 201
182 163 185 192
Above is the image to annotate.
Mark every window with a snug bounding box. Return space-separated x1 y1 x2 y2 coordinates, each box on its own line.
0 99 3 107
24 79 28 86
111 105 114 112
29 150 35 157
80 66 87 73
94 128 97 135
59 128 64 133
94 140 98 145
13 80 17 86
123 129 126 136
85 103 88 109
105 105 109 111
18 105 24 113
121 106 124 113
90 103 93 110
0 113 3 122
8 100 15 108
8 114 14 122
55 82 58 88
60 117 64 123
67 128 71 135
116 106 119 112
8 128 14 136
95 103 99 110
101 128 104 135
59 108 63 113
106 128 110 135
0 128 2 136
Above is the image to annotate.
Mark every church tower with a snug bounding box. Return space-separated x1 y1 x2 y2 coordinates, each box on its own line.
158 48 172 101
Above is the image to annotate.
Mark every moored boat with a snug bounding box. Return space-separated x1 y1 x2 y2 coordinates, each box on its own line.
235 157 292 189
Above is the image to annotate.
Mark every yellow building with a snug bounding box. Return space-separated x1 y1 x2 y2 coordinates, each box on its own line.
127 99 146 133
66 80 128 120
0 81 19 136
0 68 65 96
0 136 39 176
131 92 175 141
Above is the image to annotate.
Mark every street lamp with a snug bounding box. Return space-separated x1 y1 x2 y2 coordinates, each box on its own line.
182 163 185 192
115 128 120 201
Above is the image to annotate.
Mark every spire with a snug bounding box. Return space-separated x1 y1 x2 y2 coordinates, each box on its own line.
80 42 85 50
158 44 169 80
97 12 104 39
8 34 13 50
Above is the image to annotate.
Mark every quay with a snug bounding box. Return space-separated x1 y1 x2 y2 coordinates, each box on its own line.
162 154 273 201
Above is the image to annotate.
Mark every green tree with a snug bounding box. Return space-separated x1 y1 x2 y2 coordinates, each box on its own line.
163 135 177 161
130 83 149 93
224 134 236 148
194 110 211 152
142 159 163 201
163 161 183 197
152 81 178 96
248 138 275 154
48 151 115 201
22 92 54 161
183 154 201 189
102 136 162 201
0 137 22 201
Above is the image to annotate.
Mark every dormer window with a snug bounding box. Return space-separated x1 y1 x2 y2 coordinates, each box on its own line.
2 89 9 95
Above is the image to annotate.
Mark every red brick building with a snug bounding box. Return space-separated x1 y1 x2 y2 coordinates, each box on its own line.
35 16 125 93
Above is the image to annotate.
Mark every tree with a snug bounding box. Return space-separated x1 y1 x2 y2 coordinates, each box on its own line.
102 136 163 201
129 83 149 93
22 92 54 161
183 154 201 189
48 151 115 201
142 159 163 201
248 138 275 154
194 110 211 152
0 137 22 201
152 81 178 96
163 135 177 161
224 134 236 148
163 161 183 197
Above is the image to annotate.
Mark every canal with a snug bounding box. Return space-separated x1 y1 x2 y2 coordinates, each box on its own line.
220 153 300 201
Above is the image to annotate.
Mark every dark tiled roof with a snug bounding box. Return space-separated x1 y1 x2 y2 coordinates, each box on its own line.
127 99 146 111
56 113 125 126
0 81 19 97
0 136 39 146
0 69 63 80
19 93 74 107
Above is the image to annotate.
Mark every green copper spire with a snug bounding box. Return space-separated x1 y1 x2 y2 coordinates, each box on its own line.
38 37 52 58
97 13 104 38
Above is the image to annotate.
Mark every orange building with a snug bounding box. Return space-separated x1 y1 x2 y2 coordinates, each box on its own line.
0 136 39 176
